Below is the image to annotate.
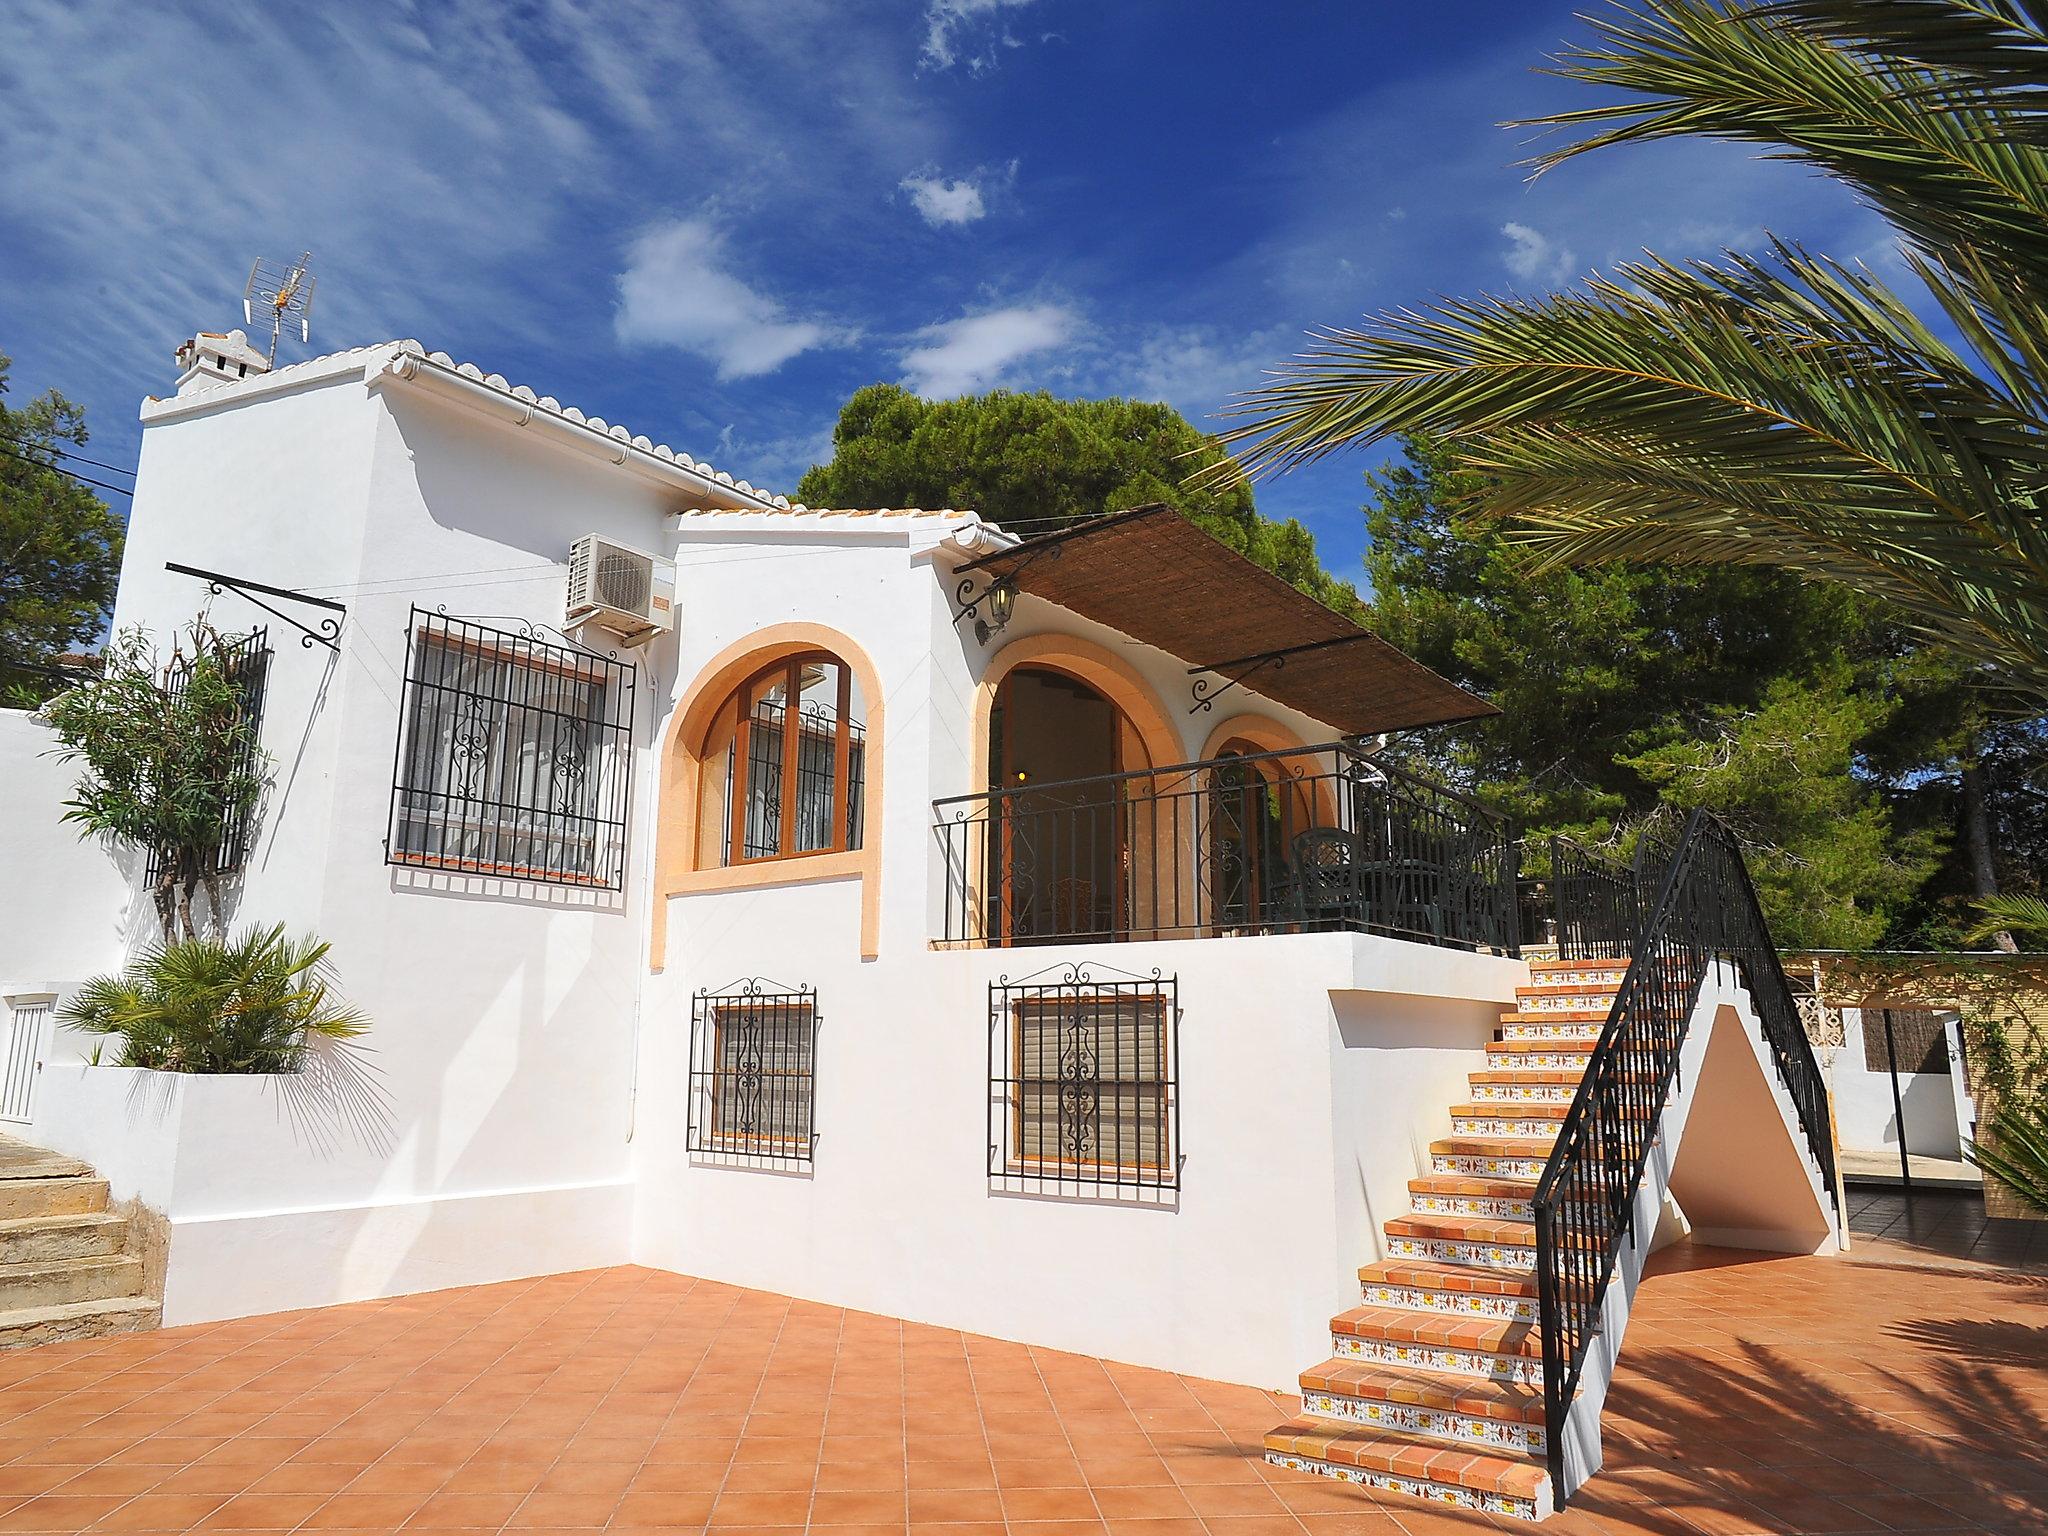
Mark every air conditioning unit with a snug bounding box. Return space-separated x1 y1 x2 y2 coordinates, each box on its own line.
566 535 676 642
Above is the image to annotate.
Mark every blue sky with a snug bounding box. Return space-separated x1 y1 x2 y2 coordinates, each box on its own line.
0 0 1891 582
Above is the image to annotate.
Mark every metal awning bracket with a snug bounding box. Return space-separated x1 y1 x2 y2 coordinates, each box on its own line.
166 562 346 652
1186 633 1372 716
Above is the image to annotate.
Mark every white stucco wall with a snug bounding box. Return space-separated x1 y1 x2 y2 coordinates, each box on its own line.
627 515 1528 1388
7 342 1553 1389
1832 1006 1966 1159
22 355 669 1312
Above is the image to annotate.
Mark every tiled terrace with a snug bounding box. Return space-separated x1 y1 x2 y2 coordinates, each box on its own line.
0 1246 2043 1536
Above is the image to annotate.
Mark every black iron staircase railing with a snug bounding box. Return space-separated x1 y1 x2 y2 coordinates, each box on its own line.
1532 812 1838 1503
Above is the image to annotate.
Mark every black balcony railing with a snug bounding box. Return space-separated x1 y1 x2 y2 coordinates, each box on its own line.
1532 812 1838 1504
1547 835 1643 961
935 740 1519 953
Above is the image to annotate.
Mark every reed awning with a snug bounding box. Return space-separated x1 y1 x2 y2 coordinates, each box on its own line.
958 504 1497 736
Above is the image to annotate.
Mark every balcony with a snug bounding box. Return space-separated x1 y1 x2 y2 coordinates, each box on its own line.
934 739 1520 953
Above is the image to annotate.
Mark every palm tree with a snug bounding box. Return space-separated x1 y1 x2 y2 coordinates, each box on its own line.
1220 0 2048 708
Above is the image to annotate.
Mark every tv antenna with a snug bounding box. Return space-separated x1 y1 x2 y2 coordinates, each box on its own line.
242 252 316 365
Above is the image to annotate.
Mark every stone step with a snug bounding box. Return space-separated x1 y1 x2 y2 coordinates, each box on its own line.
1330 1305 1544 1384
0 1210 128 1264
1266 1419 1550 1520
0 1175 107 1223
1359 1260 1539 1323
1513 983 1621 1005
0 1294 160 1351
0 1254 145 1310
0 1141 93 1182
1297 1356 1549 1456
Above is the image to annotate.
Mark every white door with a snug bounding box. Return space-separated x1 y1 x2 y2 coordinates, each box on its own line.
0 996 53 1125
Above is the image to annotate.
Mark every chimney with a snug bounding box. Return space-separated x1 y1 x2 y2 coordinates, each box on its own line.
174 328 271 395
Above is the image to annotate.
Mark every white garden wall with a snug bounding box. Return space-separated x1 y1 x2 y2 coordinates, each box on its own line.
0 710 131 1033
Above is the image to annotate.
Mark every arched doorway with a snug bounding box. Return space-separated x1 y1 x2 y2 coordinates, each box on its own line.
988 666 1151 942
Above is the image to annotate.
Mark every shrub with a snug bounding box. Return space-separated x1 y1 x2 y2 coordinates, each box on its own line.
38 619 268 943
61 925 368 1074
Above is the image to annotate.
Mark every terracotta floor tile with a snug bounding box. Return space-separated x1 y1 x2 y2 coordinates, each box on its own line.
504 1489 623 1528
300 1491 430 1528
810 1489 910 1524
399 1490 525 1529
0 1253 2030 1536
708 1491 815 1526
1002 1487 1102 1522
613 1490 721 1527
191 1491 329 1529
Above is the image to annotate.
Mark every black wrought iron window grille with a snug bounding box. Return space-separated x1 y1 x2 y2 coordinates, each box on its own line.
988 964 1181 1197
386 609 636 889
148 626 273 881
686 980 819 1168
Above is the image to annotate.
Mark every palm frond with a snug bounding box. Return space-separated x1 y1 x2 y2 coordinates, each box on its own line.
1759 0 2048 139
1217 248 2048 700
1965 1089 2048 1212
1520 1 2048 291
1961 891 2048 944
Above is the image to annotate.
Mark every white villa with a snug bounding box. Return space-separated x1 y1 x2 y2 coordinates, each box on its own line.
0 332 1845 1520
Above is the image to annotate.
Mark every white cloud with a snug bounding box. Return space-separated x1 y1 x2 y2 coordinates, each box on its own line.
1501 220 1578 286
899 304 1076 397
1123 324 1294 418
614 218 850 378
900 172 987 227
714 420 838 493
920 0 1039 72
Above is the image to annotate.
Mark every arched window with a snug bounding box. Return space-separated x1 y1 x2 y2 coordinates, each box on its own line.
697 652 866 867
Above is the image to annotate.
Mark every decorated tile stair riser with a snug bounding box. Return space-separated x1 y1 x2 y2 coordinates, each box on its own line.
1432 1152 1549 1178
1413 1192 1533 1221
1265 1454 1542 1521
1300 1390 1547 1455
1386 1235 1536 1269
1331 1333 1542 1384
1363 1282 1537 1322
1449 1122 1556 1146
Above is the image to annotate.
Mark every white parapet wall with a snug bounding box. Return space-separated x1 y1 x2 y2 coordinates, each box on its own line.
0 710 132 1040
33 1064 633 1324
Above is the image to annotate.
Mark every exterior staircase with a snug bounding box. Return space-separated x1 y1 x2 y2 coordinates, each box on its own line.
0 1134 160 1348
1263 956 1630 1521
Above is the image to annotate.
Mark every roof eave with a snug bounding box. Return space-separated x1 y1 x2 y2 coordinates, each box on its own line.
371 351 777 510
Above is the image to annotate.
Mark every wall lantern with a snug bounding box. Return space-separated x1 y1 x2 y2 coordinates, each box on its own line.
986 579 1017 632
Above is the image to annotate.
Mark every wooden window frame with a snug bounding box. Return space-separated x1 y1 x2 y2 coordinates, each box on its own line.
1006 989 1174 1179
721 652 863 867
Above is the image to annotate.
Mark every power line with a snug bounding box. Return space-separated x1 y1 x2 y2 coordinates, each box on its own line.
0 435 136 481
0 441 134 497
